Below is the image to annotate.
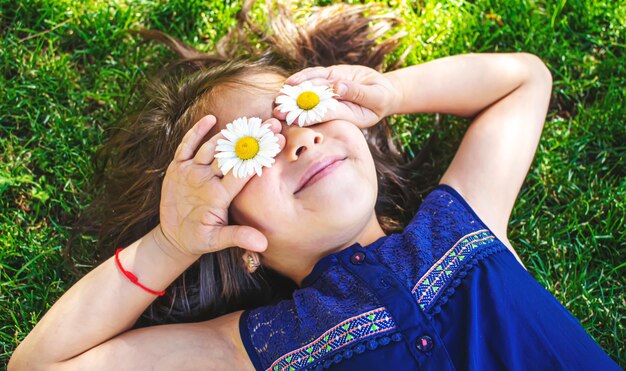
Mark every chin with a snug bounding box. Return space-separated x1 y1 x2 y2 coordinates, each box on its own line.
318 189 376 228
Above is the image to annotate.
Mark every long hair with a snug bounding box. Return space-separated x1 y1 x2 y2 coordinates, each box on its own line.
66 1 437 329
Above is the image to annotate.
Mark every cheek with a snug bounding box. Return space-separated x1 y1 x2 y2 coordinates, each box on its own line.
338 128 376 180
229 172 285 230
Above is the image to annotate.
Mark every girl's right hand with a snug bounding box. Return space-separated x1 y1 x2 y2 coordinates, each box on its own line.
157 115 284 259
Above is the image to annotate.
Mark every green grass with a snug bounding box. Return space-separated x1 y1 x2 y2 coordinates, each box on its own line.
1 0 624 366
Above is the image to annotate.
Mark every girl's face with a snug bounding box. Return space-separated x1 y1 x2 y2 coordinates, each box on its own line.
207 73 383 285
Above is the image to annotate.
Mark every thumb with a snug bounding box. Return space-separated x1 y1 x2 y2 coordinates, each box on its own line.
215 225 268 253
334 80 380 110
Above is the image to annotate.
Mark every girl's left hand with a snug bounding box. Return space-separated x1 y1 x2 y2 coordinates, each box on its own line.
273 64 401 128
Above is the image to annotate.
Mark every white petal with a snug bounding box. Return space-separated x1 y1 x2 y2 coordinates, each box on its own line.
259 142 278 152
252 118 263 136
214 151 236 159
225 122 236 134
262 138 278 148
216 142 235 152
275 95 295 105
221 128 238 142
278 103 299 113
259 142 280 153
259 133 278 144
306 87 325 96
305 110 317 124
232 161 242 178
231 117 244 130
259 123 272 135
286 109 302 125
236 160 245 178
250 121 261 138
255 155 273 167
313 104 327 118
248 117 262 126
255 151 277 160
234 118 246 135
220 157 239 175
318 89 334 99
244 160 254 177
257 150 277 159
217 138 234 147
280 84 302 98
297 113 307 127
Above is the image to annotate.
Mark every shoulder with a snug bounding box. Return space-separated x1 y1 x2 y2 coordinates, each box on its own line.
406 184 524 268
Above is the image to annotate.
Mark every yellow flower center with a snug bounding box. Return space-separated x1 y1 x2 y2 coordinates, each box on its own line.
296 91 320 110
235 136 259 160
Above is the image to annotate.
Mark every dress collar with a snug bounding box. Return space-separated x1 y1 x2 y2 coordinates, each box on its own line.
300 234 389 288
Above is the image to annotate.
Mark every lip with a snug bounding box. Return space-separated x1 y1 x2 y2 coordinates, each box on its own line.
294 155 347 194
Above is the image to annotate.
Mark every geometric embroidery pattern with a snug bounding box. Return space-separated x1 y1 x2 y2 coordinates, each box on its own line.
267 307 396 371
412 229 496 312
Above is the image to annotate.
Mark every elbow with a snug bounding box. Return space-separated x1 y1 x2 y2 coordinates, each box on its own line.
7 354 28 371
519 52 553 91
7 348 23 371
9 359 56 371
8 354 31 371
8 348 51 371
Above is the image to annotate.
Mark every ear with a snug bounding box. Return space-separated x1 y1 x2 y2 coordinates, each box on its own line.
242 251 261 273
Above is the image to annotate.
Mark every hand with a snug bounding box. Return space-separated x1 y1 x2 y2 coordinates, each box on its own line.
273 64 401 128
158 115 285 258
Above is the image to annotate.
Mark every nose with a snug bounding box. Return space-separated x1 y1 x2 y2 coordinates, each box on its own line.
281 123 324 161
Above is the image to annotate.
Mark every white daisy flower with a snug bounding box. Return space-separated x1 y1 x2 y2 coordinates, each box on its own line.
214 117 281 178
275 81 339 127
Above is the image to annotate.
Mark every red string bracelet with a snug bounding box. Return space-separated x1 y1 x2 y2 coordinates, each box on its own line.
115 248 166 296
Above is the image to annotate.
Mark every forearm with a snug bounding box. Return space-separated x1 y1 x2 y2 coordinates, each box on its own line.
9 226 199 368
385 53 548 117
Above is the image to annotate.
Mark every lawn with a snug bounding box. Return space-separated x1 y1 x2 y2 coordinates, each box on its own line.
1 0 624 367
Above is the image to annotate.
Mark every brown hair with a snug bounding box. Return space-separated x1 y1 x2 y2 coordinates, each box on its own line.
67 1 437 328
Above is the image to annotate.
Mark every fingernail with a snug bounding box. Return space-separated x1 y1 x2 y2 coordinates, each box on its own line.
337 83 347 96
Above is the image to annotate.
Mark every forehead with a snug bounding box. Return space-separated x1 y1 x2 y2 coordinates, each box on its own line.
207 72 285 136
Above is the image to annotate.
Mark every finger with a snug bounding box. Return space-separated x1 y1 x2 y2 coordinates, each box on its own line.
210 158 224 178
193 130 224 165
214 225 268 252
174 115 217 162
286 66 330 85
262 117 282 134
304 78 334 87
333 80 381 111
273 105 287 121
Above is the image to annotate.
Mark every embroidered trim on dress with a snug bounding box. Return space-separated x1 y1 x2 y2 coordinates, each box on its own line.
267 307 396 371
412 229 496 311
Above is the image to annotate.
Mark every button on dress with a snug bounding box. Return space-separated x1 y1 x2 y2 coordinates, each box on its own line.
239 184 620 370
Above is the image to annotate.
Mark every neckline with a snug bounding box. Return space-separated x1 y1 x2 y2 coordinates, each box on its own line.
300 234 390 288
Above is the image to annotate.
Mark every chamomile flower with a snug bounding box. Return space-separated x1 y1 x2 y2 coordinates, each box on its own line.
275 81 339 127
214 117 281 178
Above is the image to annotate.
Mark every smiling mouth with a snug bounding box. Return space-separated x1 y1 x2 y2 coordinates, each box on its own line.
294 156 347 194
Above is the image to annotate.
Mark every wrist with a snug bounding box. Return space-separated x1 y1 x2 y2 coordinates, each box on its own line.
151 225 202 263
114 228 199 297
383 71 405 116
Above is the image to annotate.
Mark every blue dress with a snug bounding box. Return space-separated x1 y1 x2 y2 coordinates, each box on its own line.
239 184 620 370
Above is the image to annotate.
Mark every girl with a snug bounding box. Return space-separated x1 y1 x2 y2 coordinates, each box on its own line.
8 2 620 370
